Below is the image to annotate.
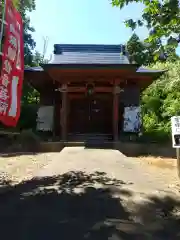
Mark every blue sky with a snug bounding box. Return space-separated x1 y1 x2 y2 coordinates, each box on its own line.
29 0 180 58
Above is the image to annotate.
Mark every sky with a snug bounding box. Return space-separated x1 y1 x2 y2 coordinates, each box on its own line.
29 0 180 59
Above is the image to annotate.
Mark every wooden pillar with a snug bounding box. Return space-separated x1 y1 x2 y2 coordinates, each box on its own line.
113 83 120 141
61 84 68 141
53 81 56 138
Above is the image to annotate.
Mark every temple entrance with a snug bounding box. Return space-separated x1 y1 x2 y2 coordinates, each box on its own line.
69 93 112 134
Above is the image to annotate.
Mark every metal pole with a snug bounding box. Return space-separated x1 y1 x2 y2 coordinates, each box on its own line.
176 148 180 178
0 0 6 55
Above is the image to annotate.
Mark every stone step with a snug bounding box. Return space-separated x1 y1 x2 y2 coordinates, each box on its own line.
68 133 113 141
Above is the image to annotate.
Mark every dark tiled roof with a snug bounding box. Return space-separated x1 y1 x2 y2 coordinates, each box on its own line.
50 53 130 64
54 44 126 54
52 44 129 64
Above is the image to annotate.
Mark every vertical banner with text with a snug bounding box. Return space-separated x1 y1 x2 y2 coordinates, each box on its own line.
0 0 24 126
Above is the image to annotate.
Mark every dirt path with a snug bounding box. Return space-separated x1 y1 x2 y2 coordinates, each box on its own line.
0 153 58 184
37 147 180 195
0 147 180 239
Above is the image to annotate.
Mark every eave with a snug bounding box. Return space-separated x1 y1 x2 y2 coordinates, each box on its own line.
41 63 139 83
24 65 167 91
24 66 57 92
42 63 139 70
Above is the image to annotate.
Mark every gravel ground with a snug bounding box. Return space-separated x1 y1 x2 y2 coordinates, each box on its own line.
0 148 179 193
0 147 180 239
36 147 180 195
0 153 58 184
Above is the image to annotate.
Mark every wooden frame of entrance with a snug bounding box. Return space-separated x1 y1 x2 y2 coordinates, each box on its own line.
58 85 119 141
41 63 139 141
56 82 125 141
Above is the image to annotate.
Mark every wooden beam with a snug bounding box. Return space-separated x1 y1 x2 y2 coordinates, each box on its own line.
68 86 113 93
68 87 86 92
95 87 113 92
61 84 68 141
68 94 84 99
47 68 138 83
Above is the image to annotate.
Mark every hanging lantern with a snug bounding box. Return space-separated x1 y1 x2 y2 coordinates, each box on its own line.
86 82 95 96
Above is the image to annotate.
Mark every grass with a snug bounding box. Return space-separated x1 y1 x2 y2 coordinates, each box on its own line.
136 156 177 170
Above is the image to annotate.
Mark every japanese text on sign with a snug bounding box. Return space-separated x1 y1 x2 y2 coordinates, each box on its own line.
0 0 24 126
0 5 20 114
171 116 180 148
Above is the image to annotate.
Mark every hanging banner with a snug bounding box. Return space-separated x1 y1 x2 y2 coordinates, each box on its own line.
0 0 24 126
0 0 6 54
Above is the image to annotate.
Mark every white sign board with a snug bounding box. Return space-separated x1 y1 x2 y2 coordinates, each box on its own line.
123 106 141 132
36 106 54 131
171 116 180 148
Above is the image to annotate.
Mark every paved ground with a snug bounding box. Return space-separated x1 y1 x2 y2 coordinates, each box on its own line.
0 147 180 239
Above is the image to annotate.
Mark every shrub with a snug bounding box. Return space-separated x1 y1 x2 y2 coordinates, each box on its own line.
9 129 40 152
18 104 38 131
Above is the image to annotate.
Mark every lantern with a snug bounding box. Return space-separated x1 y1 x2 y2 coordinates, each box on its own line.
86 83 95 96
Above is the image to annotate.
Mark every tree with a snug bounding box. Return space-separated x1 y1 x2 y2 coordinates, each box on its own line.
0 0 36 65
127 33 154 65
112 0 180 59
17 0 36 66
165 45 180 62
141 60 180 139
126 33 179 65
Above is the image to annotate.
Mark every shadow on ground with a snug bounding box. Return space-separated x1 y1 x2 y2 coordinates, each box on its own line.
0 171 180 239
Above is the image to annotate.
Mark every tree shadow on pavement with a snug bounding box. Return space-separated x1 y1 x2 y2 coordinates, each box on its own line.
0 171 180 240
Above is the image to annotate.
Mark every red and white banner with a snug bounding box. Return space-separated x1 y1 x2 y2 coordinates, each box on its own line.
0 0 24 126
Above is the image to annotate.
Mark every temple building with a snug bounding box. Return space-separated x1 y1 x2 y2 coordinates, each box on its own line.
24 44 165 141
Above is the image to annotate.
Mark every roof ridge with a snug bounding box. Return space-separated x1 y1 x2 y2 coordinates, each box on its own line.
53 44 127 55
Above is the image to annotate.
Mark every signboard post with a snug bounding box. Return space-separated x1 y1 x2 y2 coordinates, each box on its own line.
171 116 180 178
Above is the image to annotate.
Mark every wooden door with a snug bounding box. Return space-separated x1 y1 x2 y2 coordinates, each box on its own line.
90 94 112 134
69 96 89 133
69 93 112 134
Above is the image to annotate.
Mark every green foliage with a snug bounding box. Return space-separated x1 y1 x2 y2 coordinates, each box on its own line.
141 60 180 140
127 33 154 65
32 51 49 66
127 33 180 65
22 83 39 104
17 104 38 130
18 1 36 66
1 0 36 65
112 0 180 58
